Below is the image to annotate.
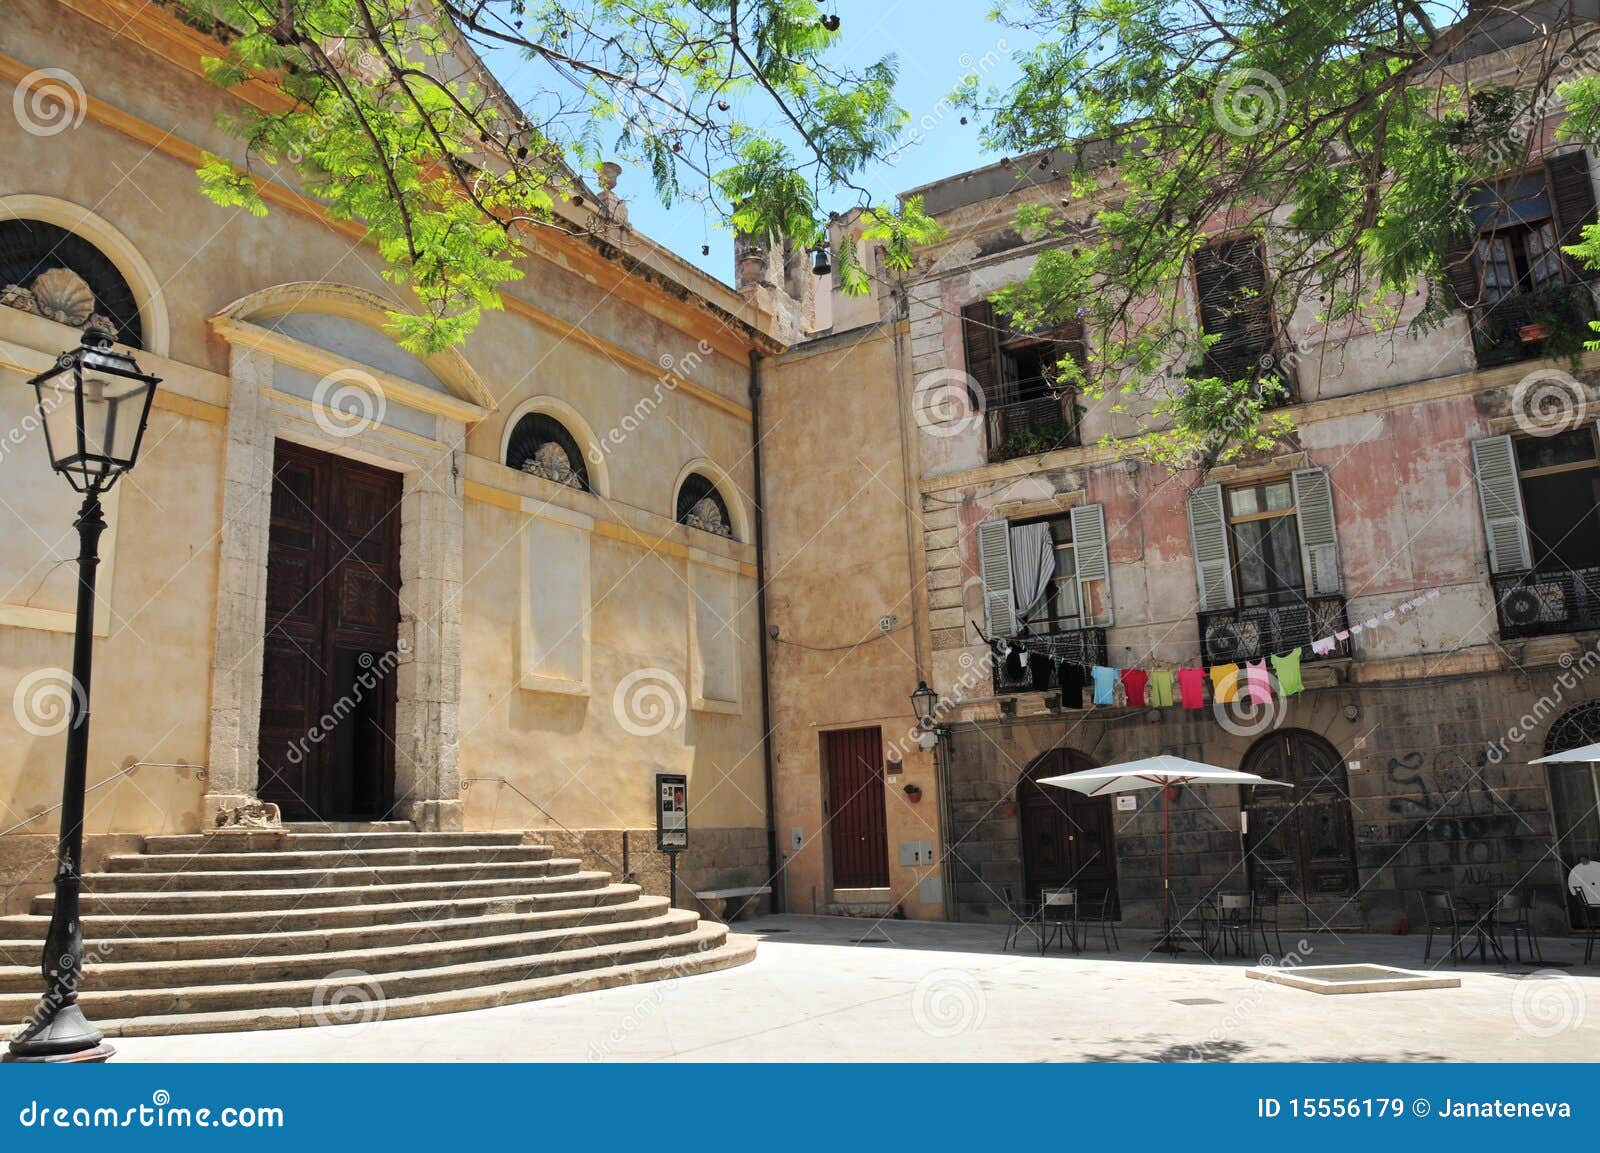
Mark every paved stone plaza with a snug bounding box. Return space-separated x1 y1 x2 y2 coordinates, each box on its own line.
108 915 1599 1062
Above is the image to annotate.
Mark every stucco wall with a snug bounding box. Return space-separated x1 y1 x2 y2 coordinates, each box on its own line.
0 1 770 867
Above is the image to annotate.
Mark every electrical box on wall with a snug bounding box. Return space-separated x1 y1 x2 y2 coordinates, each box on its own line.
1116 795 1137 811
898 840 935 866
790 827 805 852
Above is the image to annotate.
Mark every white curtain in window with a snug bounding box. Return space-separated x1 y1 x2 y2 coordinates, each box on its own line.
1009 522 1057 624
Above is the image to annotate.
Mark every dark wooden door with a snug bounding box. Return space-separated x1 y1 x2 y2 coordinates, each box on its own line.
258 440 401 820
1244 731 1358 899
823 727 889 889
1020 748 1119 905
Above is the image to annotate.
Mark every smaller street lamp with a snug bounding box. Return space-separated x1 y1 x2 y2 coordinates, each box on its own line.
910 680 939 730
6 324 158 1064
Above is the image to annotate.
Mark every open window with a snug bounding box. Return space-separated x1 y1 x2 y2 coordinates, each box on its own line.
1445 151 1599 367
1188 469 1346 662
977 504 1113 641
1473 428 1600 637
960 302 1084 461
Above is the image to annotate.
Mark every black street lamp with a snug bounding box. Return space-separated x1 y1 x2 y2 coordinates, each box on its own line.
910 680 939 730
6 324 158 1064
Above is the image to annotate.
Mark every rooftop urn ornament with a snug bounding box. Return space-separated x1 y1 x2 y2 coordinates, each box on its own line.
6 323 159 1064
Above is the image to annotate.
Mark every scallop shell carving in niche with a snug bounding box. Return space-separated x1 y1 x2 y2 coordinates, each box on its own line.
28 268 97 327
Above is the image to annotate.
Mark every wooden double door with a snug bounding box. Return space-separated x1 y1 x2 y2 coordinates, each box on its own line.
1243 730 1359 900
1020 749 1119 905
823 726 890 889
257 440 402 821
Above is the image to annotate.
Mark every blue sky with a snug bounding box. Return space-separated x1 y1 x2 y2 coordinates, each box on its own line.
490 2 1033 285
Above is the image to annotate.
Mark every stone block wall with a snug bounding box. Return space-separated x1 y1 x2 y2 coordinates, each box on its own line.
942 668 1588 935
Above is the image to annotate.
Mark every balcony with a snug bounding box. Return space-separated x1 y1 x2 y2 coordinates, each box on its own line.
1492 566 1600 639
1470 283 1596 369
985 388 1080 463
1198 596 1350 665
992 624 1108 696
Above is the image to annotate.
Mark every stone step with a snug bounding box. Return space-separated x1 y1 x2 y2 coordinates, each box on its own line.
0 921 733 1021
143 830 529 854
34 869 614 916
80 857 582 893
282 821 415 832
0 881 643 942
0 908 700 992
93 933 757 1037
107 844 555 872
0 894 671 965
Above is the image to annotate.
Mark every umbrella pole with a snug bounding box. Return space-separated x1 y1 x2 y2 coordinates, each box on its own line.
1161 784 1175 953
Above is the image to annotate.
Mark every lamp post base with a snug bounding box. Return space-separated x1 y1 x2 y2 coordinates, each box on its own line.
4 1003 115 1063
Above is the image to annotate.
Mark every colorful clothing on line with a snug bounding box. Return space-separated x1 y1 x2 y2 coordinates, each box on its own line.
1090 665 1119 706
1059 663 1085 709
1210 663 1241 704
1176 667 1206 709
1120 668 1149 708
1148 668 1175 707
1270 648 1305 696
1244 659 1272 705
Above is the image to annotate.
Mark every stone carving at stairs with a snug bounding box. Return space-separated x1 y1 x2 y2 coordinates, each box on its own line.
213 801 283 830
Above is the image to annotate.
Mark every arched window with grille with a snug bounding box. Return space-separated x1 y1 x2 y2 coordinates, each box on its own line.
505 412 590 492
0 219 143 349
676 472 734 539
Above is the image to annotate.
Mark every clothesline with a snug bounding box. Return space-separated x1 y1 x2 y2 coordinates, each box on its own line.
990 588 1441 713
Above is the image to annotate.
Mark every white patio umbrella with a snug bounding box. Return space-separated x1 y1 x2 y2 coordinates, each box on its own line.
1531 742 1600 764
1039 755 1293 950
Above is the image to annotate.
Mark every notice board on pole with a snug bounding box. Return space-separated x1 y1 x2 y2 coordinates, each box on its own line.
656 772 687 852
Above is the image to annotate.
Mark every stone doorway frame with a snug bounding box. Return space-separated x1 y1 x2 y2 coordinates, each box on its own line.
201 284 492 831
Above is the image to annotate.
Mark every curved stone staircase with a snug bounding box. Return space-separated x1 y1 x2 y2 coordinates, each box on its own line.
0 823 754 1037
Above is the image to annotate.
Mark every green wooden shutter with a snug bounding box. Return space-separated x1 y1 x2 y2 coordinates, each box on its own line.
1291 466 1343 597
977 518 1016 638
1187 483 1235 611
1470 435 1533 574
1069 502 1113 626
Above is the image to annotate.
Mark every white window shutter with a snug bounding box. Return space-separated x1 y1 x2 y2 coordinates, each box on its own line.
977 519 1016 638
1470 435 1532 573
1069 502 1114 626
1187 484 1235 611
1291 467 1342 597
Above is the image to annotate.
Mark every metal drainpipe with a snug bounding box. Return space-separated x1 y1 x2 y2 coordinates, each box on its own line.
749 350 784 912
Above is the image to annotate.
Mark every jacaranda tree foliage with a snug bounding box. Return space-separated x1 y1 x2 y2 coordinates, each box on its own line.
177 0 940 352
960 0 1600 466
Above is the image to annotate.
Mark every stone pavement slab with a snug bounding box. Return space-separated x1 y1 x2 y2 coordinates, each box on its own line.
107 915 1599 1062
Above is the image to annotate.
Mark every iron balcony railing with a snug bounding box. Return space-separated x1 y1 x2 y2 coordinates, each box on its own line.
1470 282 1596 369
1198 595 1350 665
992 624 1109 695
985 387 1079 463
1492 566 1600 639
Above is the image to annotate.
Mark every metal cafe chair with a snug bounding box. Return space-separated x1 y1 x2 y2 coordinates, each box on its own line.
1421 890 1474 964
1494 890 1543 964
1076 886 1120 952
1213 893 1254 957
1252 887 1286 957
1580 890 1600 966
1038 886 1081 954
1000 885 1041 952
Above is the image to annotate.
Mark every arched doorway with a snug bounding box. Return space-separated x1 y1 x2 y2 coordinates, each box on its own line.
1542 702 1600 926
1242 731 1358 905
1018 748 1118 905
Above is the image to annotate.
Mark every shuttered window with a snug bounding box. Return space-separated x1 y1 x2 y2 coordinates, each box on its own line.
1187 484 1235 611
977 518 1016 638
1470 434 1534 574
1069 503 1114 626
1291 467 1343 596
1193 237 1276 383
961 301 1003 411
977 506 1113 637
